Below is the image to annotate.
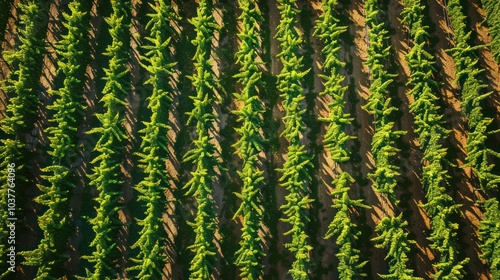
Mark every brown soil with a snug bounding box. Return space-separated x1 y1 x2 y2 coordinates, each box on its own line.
301 1 340 278
210 3 226 278
115 0 147 277
163 1 184 278
460 0 500 277
264 0 290 277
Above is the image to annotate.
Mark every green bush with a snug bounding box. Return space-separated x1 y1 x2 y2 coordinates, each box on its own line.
128 1 176 279
84 0 131 278
275 0 313 278
315 0 368 278
232 0 267 279
182 0 220 278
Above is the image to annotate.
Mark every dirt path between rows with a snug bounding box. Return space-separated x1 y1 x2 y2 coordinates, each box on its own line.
265 0 290 277
300 1 341 278
163 2 185 278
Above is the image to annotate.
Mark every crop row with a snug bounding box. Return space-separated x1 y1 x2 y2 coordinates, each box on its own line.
232 0 266 279
0 0 46 276
315 0 367 279
446 0 500 190
363 0 417 278
402 0 468 278
481 0 500 64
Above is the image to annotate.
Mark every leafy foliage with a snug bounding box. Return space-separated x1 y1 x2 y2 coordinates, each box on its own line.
21 1 88 279
0 0 45 275
363 2 421 279
324 173 369 279
1 1 45 135
183 0 220 278
447 0 500 190
315 0 353 163
84 0 131 278
363 0 406 204
373 215 421 280
128 1 176 279
479 198 500 279
275 0 314 278
315 0 368 278
232 0 266 279
401 0 469 278
428 206 468 279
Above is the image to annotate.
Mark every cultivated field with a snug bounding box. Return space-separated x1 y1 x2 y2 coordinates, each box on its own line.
1 0 499 279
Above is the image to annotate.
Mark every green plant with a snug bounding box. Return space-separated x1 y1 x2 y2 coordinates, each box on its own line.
232 0 267 279
324 173 369 279
84 0 131 278
479 198 500 279
447 0 500 190
21 1 88 279
315 0 368 278
401 0 469 277
183 0 220 278
275 0 314 278
128 1 177 279
373 215 421 280
363 0 406 204
0 0 46 275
